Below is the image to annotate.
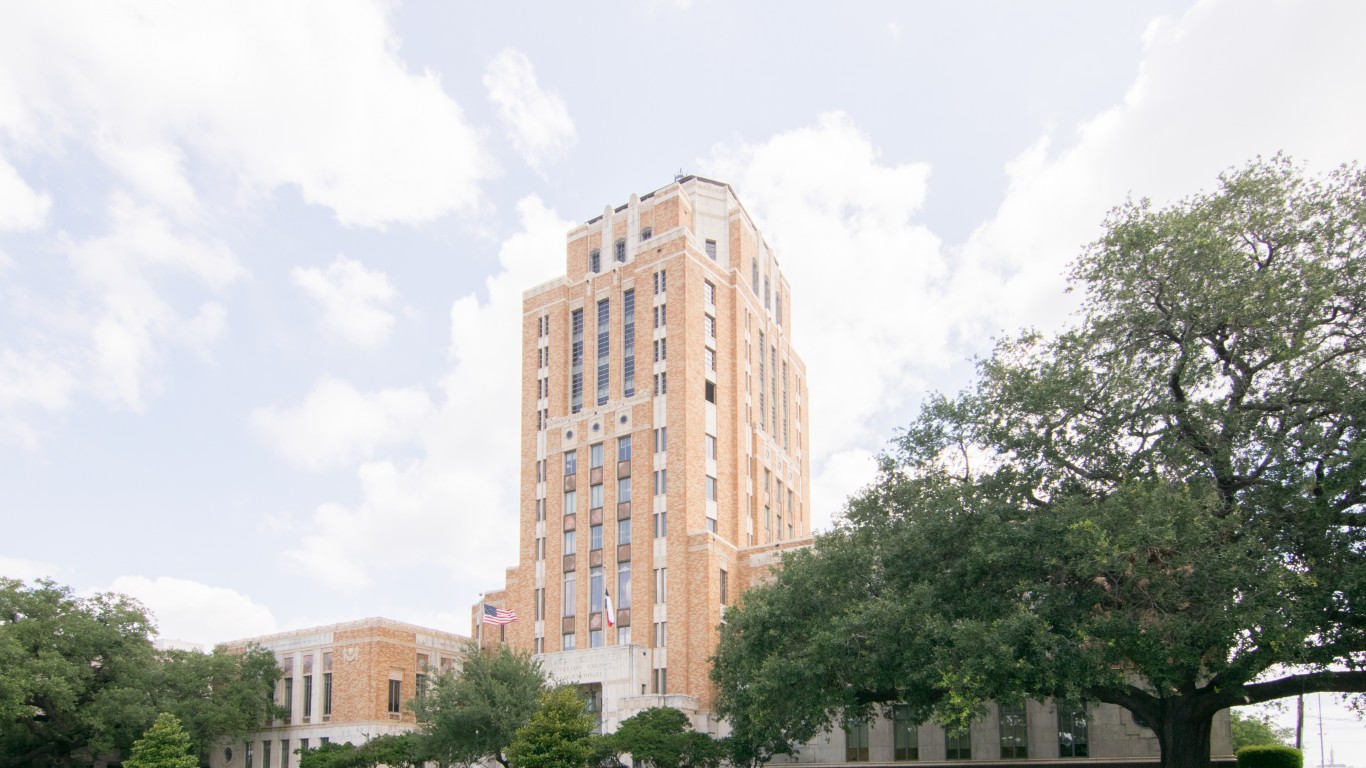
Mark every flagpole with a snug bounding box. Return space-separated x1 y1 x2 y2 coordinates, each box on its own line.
477 593 484 651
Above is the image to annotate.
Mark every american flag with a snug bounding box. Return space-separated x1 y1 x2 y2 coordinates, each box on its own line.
483 603 518 625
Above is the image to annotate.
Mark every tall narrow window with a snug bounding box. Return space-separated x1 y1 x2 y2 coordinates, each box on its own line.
704 280 715 305
596 299 610 405
1058 706 1089 757
590 566 604 613
704 314 715 339
564 490 577 517
705 239 717 260
654 511 667 538
563 632 576 650
654 469 667 495
758 331 767 431
770 345 778 435
590 524 603 551
590 483 603 509
387 680 401 714
563 573 577 617
706 476 717 501
322 653 332 718
618 476 632 503
283 677 293 721
751 257 759 291
705 434 717 460
590 248 601 273
782 361 790 450
615 238 627 261
893 705 919 760
719 569 728 605
565 450 577 475
653 567 667 603
776 289 783 326
617 561 631 609
622 289 635 397
654 427 666 453
1000 704 1027 758
571 309 584 413
618 517 632 546
618 435 632 462
303 674 313 719
945 728 971 760
535 588 545 620
654 269 667 295
654 621 667 647
563 529 577 556
591 443 604 468
845 721 869 762
764 276 771 309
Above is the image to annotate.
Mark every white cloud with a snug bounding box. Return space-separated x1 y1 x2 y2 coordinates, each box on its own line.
250 376 435 471
483 49 576 171
292 255 399 349
0 151 49 231
281 196 571 592
107 575 278 647
704 112 948 524
0 0 493 228
0 555 62 582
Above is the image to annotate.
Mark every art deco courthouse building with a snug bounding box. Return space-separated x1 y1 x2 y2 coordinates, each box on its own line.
484 176 811 718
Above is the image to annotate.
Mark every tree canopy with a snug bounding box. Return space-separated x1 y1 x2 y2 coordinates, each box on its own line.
712 157 1366 768
410 644 548 767
505 687 597 768
0 578 281 768
123 713 198 768
1229 709 1293 751
609 707 720 768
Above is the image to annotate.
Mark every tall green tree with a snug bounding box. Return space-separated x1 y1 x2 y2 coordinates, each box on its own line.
1229 710 1293 751
505 687 596 768
410 644 548 767
123 713 198 768
712 157 1366 768
0 578 281 768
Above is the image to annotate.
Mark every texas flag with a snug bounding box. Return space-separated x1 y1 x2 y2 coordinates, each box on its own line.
604 589 616 627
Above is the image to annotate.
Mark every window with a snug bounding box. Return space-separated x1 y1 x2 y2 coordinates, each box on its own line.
303 674 313 719
654 372 667 395
654 338 666 362
618 518 632 546
387 680 401 714
563 632 576 650
564 490 577 517
262 741 270 768
704 314 715 339
281 740 288 768
597 299 610 405
706 475 718 501
322 672 332 718
783 361 790 450
654 469 667 496
590 524 603 551
654 304 667 328
563 573 577 616
704 347 715 372
652 667 667 694
654 427 667 453
653 567 667 603
618 435 632 462
565 450 577 475
571 309 584 413
654 621 667 647
945 728 971 760
705 380 715 403
590 566 604 612
654 511 667 538
617 625 631 645
535 588 545 620
758 331 767 430
999 704 1027 758
246 742 253 768
704 280 715 304
705 239 717 260
705 434 716 460
764 276 771 309
654 269 667 295
283 677 293 720
618 476 632 503
617 561 631 608
590 629 603 647
845 721 869 762
623 289 635 397
639 227 652 241
590 483 604 509
776 289 783 326
534 637 544 654
719 569 728 605
706 517 717 533
751 256 759 290
615 238 627 261
536 498 545 521
590 443 604 468
590 248 601 273
1058 706 1089 757
893 705 919 760
563 529 577 556
301 739 309 754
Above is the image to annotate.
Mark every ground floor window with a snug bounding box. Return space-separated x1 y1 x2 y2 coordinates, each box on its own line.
845 720 869 762
1058 706 1089 757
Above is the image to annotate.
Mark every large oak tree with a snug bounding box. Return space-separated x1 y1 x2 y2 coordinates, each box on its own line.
712 157 1366 768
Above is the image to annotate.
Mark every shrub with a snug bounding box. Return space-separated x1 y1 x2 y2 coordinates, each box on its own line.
1236 744 1303 768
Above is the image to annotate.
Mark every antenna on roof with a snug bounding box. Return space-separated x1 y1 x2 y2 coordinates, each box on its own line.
675 168 686 182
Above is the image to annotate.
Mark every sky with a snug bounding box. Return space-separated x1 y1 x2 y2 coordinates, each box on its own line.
1 0 1364 760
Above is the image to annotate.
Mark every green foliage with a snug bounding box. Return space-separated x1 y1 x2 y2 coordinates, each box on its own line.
410 644 548 767
123 713 198 768
297 741 360 768
505 687 597 768
609 707 720 768
352 733 427 768
0 578 282 768
1229 709 1292 750
1235 744 1303 768
712 157 1366 768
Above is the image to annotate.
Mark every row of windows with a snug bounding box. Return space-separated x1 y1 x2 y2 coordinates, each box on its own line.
843 706 1089 761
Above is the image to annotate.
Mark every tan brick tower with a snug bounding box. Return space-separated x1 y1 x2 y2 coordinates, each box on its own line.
479 177 812 728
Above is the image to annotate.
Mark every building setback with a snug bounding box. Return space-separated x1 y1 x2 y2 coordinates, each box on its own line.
209 618 469 768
